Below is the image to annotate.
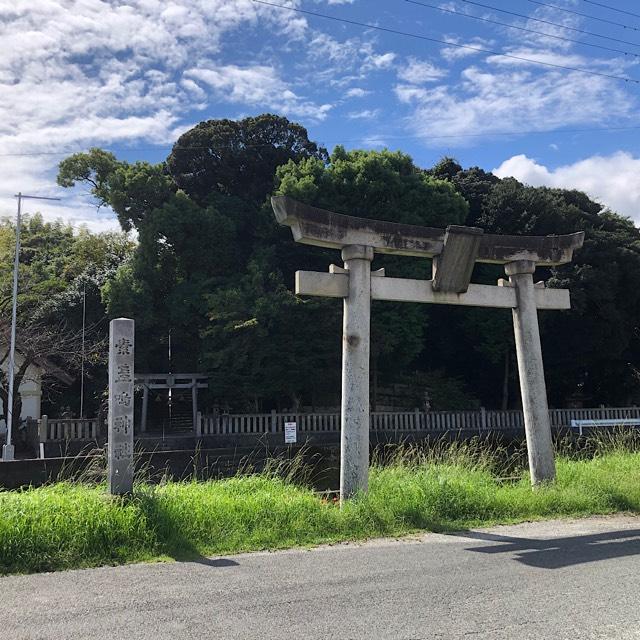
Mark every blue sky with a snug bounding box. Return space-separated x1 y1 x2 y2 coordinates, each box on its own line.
2 0 640 230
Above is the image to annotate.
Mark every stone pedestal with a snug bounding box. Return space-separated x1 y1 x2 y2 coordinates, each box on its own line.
107 318 135 495
506 260 556 484
2 444 14 461
340 245 373 501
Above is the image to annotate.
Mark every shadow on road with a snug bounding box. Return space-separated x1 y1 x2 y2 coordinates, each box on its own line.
452 527 640 569
191 557 240 568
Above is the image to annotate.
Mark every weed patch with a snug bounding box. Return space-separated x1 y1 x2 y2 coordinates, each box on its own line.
2 439 640 575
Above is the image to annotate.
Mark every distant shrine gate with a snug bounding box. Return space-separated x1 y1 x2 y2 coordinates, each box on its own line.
271 196 584 501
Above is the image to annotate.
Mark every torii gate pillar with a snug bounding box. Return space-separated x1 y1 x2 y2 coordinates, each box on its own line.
506 260 556 484
340 245 374 499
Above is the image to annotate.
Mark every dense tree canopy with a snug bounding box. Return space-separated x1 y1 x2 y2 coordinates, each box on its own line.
45 112 640 414
166 114 328 205
0 216 133 425
273 146 469 406
424 161 640 407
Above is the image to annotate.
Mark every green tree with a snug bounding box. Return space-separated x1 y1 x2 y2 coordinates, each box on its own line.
431 165 640 407
57 115 332 406
0 215 132 420
56 121 640 412
166 113 328 205
427 157 499 227
58 149 175 232
103 192 241 372
478 179 640 405
203 258 341 410
274 147 469 407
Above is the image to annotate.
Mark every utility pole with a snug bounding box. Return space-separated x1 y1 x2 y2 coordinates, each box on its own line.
2 193 60 462
168 329 172 432
79 282 86 419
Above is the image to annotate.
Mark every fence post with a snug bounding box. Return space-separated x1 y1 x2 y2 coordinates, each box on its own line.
271 409 278 434
480 407 487 430
414 408 420 430
213 409 219 435
37 415 48 459
38 414 48 442
196 411 202 437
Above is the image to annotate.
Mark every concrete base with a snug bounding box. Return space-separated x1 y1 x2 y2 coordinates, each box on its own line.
2 444 15 461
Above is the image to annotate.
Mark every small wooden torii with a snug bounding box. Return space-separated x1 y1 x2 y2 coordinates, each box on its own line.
135 373 208 434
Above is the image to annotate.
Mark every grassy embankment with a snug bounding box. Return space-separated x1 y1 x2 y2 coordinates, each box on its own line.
1 435 640 575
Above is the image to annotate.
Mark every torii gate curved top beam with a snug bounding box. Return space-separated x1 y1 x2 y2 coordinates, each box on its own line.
271 195 584 266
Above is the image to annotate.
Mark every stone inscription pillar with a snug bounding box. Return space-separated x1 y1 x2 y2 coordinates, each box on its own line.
340 245 374 501
108 318 135 495
506 260 556 485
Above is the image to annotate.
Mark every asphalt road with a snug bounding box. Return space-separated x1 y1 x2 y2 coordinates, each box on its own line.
2 516 640 640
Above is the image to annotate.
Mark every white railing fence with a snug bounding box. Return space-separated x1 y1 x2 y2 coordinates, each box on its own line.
37 406 640 442
198 411 341 435
198 406 640 436
38 415 101 442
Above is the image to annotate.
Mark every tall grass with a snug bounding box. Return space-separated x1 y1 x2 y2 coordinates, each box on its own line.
1 433 640 575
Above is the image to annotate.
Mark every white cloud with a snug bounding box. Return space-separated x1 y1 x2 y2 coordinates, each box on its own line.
0 0 316 231
361 135 387 148
394 84 429 103
308 32 362 63
494 2 583 53
0 154 123 233
398 65 636 144
487 48 596 70
397 58 447 84
440 37 495 62
186 66 332 120
366 52 397 69
302 33 396 93
347 109 379 119
493 152 640 220
344 87 370 98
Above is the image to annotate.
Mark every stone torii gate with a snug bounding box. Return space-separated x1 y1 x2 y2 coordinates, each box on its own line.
271 195 584 499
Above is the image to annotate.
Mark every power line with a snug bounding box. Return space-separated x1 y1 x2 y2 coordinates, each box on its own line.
457 0 640 48
5 124 640 162
527 0 638 30
376 124 640 140
251 0 639 84
405 0 639 58
0 144 322 157
581 0 640 20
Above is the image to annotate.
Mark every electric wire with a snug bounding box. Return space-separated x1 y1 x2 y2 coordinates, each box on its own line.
457 0 640 48
5 124 640 159
526 0 638 30
581 0 640 20
251 0 639 83
405 0 639 58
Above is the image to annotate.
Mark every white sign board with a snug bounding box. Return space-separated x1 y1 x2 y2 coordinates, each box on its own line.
284 421 297 444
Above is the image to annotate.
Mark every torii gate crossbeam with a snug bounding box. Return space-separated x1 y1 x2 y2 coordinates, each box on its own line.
272 196 584 501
